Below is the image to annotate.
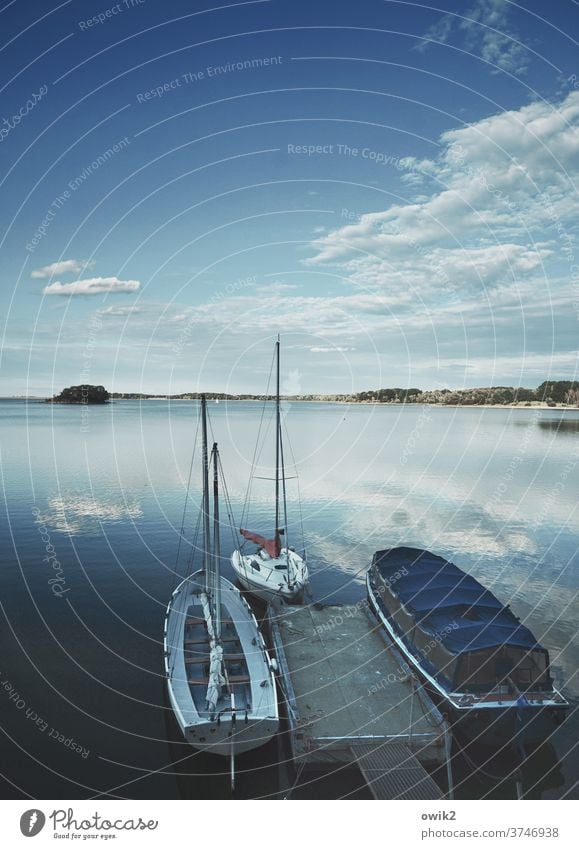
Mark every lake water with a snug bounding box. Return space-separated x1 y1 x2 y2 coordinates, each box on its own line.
0 399 577 799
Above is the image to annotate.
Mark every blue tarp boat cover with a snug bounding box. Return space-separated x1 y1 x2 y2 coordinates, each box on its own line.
372 547 542 655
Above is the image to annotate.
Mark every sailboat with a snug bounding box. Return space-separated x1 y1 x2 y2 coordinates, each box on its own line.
164 396 279 762
231 337 309 603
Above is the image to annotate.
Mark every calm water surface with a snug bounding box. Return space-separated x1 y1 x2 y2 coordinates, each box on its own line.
0 400 577 799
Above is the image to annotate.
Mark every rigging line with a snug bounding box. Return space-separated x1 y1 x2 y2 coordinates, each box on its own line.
278 418 291 577
241 404 273 534
206 399 220 447
200 396 212 598
244 408 278 534
217 452 241 553
254 475 298 480
282 418 307 562
185 507 203 578
251 408 277 479
275 335 281 538
283 758 307 801
173 411 201 591
239 344 277 535
211 443 222 641
204 398 240 557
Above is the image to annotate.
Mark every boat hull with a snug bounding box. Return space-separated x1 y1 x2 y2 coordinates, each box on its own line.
367 571 567 748
447 702 567 749
164 572 279 755
231 549 307 603
166 677 279 755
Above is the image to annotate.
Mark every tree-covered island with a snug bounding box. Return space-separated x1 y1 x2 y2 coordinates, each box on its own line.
47 385 110 404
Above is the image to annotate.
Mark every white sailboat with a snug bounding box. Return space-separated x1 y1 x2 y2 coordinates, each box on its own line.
164 396 278 765
231 337 309 603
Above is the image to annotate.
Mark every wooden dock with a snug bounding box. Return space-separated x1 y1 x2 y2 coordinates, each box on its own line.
268 599 447 799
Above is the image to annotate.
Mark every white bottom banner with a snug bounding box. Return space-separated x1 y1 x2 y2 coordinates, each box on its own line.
1 799 575 848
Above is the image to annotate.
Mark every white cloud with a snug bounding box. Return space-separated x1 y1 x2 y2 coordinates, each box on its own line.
340 244 552 297
98 305 142 316
256 281 298 294
43 277 141 296
106 292 414 346
437 351 579 378
306 92 579 304
31 259 94 278
461 0 528 75
415 13 454 52
310 346 357 353
415 0 529 76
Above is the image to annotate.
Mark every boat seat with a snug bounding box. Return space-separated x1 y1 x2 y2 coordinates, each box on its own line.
188 675 249 685
184 636 239 646
185 652 247 665
186 618 239 631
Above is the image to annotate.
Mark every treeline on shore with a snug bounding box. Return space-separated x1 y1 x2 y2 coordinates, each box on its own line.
109 380 579 406
342 381 579 406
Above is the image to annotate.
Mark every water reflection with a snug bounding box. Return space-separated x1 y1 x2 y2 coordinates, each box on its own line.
0 400 577 799
537 419 579 434
34 493 143 536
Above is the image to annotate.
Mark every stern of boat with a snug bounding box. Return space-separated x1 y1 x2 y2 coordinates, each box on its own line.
184 715 279 756
451 701 568 747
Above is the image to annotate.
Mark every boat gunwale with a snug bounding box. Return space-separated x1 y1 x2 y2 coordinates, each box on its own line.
164 572 279 730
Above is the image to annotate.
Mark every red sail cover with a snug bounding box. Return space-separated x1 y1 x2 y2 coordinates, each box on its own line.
240 528 281 558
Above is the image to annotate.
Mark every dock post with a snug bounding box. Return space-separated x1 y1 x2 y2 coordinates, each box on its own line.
515 768 524 800
283 760 306 800
443 716 454 800
408 677 415 747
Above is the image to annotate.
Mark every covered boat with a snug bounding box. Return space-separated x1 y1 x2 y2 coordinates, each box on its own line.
367 547 568 747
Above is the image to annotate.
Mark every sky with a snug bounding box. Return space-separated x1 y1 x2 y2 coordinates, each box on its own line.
0 0 578 395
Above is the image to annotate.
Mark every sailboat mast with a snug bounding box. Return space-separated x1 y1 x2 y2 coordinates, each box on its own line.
275 335 280 537
212 442 222 639
279 422 292 576
201 395 211 595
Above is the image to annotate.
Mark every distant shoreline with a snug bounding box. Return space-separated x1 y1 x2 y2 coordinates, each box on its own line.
3 376 579 411
2 397 578 411
118 398 576 410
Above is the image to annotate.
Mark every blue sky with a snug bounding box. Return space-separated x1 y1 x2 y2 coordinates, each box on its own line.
1 0 578 394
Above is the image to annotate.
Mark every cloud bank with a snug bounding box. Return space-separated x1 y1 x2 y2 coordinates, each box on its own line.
43 277 141 296
415 0 529 76
31 259 94 278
